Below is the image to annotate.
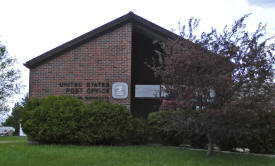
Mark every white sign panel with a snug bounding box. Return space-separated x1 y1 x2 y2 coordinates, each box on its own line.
112 82 128 99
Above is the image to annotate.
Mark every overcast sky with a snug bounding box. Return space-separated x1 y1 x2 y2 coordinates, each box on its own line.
0 0 274 107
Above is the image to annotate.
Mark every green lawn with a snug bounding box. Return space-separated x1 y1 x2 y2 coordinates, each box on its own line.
0 137 274 166
0 136 27 141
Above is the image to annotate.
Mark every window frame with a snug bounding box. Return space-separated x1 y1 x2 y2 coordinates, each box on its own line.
134 84 167 99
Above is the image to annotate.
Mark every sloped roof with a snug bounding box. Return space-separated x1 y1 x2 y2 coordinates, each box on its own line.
24 11 178 68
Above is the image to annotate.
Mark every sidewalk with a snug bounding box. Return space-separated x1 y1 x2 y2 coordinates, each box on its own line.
178 146 275 158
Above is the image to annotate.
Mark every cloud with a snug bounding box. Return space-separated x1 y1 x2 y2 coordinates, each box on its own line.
247 0 275 8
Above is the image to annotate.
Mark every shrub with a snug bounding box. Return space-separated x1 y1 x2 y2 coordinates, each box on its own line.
147 106 275 153
215 134 238 151
77 100 132 145
148 110 208 147
21 96 132 145
212 107 275 154
128 118 149 144
188 132 208 149
242 110 275 154
148 110 181 145
21 96 86 144
148 110 198 146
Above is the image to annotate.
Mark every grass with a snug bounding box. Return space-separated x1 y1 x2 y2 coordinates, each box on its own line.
0 136 26 141
0 137 274 166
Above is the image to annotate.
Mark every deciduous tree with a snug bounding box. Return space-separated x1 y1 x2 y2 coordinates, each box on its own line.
0 41 21 112
151 14 275 156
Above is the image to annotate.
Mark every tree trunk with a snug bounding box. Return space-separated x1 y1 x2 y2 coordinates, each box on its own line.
207 133 214 156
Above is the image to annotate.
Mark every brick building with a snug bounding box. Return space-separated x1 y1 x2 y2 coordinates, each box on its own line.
24 12 177 117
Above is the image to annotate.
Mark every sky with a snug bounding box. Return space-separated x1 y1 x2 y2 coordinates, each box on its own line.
0 0 274 110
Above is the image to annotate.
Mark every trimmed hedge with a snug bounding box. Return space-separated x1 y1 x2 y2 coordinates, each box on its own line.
209 108 275 154
21 96 133 145
128 118 149 144
147 110 207 147
235 109 275 154
21 96 86 144
148 108 275 154
77 100 132 145
148 110 183 145
22 95 275 153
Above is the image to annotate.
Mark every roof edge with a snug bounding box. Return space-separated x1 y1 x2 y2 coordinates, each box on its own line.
24 11 177 68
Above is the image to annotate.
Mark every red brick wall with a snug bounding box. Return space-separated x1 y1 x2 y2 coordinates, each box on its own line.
29 23 132 108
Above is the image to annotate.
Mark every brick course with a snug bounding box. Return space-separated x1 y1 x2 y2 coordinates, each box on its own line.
29 23 132 108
